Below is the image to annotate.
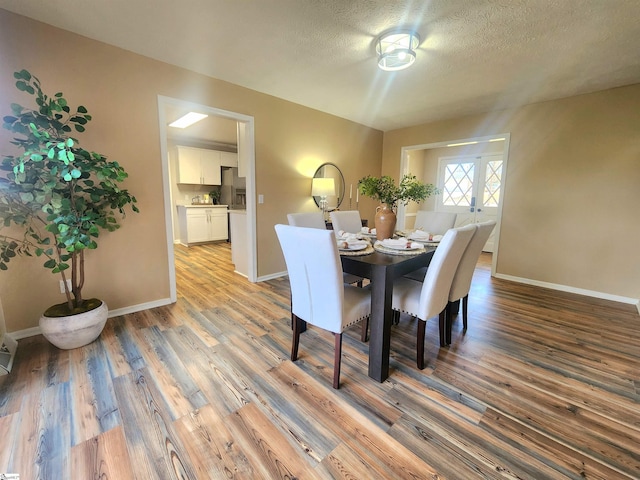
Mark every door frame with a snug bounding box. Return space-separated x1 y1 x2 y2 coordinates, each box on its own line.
398 133 511 276
157 95 257 303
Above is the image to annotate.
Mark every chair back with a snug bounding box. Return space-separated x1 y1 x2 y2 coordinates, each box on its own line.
274 224 344 333
414 211 457 235
330 210 362 234
449 220 496 301
287 212 325 229
418 224 475 319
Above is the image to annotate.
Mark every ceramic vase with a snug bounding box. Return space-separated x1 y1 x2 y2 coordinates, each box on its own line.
375 204 397 240
39 300 108 350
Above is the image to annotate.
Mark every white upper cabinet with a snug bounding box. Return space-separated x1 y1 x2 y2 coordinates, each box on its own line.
219 151 238 168
176 146 221 185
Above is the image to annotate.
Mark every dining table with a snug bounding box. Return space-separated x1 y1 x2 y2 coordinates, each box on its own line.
340 242 436 382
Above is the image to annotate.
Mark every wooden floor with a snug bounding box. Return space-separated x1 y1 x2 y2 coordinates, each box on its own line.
1 242 639 479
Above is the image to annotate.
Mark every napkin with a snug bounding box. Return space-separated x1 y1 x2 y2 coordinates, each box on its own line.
337 231 362 241
337 239 368 249
380 238 422 249
409 230 432 240
361 227 376 235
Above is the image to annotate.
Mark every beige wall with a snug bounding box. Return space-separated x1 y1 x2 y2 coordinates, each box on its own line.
0 10 383 332
383 85 640 300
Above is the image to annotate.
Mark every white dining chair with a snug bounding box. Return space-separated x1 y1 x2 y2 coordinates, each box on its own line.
330 210 363 234
287 212 364 288
414 211 457 235
402 211 458 283
391 224 475 367
446 220 496 343
275 224 371 388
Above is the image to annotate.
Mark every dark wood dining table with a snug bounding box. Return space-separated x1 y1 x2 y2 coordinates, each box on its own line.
340 246 435 382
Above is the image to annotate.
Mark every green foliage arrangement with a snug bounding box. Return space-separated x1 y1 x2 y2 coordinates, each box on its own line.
0 69 138 314
358 174 439 210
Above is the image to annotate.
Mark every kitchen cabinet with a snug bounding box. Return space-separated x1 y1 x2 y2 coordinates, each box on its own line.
219 151 238 167
176 146 221 185
177 205 228 245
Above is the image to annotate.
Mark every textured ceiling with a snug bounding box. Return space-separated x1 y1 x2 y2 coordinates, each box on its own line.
1 0 639 131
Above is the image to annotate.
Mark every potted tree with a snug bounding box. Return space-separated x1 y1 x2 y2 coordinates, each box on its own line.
0 69 138 349
358 174 438 239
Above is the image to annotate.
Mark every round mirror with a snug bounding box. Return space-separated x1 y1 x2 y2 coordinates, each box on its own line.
312 163 345 211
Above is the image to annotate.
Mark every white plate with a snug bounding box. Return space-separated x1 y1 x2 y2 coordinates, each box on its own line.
339 243 368 251
409 234 438 243
380 242 421 251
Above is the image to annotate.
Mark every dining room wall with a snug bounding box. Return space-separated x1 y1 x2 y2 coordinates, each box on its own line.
382 83 640 303
0 9 383 333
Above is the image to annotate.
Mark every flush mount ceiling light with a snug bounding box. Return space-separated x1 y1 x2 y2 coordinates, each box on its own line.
376 30 420 71
169 112 208 128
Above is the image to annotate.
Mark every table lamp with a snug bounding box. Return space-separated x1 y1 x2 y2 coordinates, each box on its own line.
311 177 336 220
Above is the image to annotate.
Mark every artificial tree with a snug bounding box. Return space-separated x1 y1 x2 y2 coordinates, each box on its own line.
0 69 138 316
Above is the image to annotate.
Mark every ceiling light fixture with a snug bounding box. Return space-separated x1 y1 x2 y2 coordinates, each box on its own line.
376 30 420 71
169 112 208 128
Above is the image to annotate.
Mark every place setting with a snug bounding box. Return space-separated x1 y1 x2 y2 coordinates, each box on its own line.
335 231 374 256
406 229 443 247
373 237 427 255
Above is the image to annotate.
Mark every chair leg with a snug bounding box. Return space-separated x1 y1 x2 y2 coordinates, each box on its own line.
446 302 453 345
291 314 302 361
291 309 306 333
417 319 426 369
439 310 447 347
357 280 363 288
360 316 369 342
333 333 343 389
462 295 469 330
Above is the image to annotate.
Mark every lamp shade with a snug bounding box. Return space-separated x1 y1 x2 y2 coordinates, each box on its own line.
311 177 336 197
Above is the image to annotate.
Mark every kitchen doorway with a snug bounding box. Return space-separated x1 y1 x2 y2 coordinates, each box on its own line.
157 96 257 303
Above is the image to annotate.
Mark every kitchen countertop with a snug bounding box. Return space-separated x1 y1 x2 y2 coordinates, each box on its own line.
178 204 229 208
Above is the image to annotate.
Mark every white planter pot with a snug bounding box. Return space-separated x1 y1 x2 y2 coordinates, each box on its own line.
39 300 108 350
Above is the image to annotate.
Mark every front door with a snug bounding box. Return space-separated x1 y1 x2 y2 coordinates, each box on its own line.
437 154 503 252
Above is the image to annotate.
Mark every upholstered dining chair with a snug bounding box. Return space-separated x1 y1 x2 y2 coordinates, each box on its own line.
391 224 475 368
287 212 364 288
330 210 363 234
414 211 457 235
445 220 496 343
402 211 458 283
275 224 371 388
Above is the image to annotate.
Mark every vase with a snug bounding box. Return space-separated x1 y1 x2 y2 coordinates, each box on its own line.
375 204 397 240
39 300 108 350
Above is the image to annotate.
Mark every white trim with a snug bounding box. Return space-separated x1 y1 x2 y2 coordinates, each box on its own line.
399 132 511 278
8 298 174 340
257 270 288 282
495 273 640 306
107 297 173 317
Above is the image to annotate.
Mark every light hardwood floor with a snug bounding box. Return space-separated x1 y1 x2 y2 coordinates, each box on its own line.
1 242 639 479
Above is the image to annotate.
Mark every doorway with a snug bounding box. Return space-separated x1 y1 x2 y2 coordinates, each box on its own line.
436 153 503 252
157 96 257 303
398 134 510 274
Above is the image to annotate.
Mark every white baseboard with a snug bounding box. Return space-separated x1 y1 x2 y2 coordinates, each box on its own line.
257 270 287 282
10 327 41 340
107 297 173 317
8 297 174 340
495 273 639 307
